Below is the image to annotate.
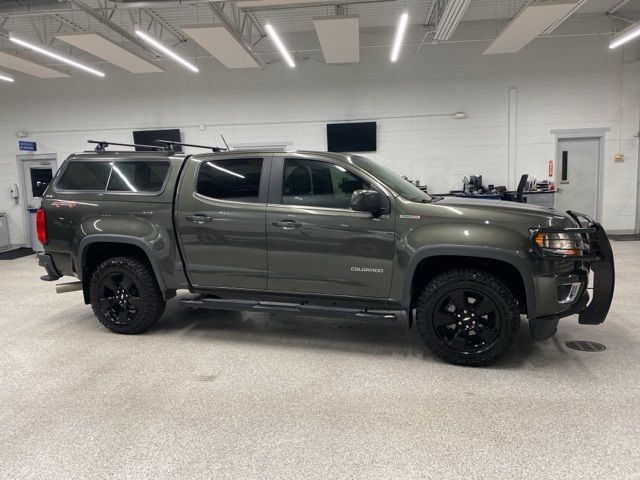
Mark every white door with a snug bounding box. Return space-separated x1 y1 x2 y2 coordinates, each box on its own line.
555 137 601 220
19 156 58 251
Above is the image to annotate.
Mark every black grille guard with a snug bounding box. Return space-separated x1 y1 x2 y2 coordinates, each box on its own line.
529 211 615 325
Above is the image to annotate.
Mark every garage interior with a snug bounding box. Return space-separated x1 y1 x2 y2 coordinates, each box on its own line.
1 0 640 478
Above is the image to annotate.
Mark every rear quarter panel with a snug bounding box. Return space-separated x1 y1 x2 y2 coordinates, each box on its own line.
41 153 188 290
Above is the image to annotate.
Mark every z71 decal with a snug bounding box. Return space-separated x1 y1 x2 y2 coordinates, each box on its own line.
51 200 77 208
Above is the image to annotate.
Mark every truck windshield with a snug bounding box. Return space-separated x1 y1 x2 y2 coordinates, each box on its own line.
350 155 433 203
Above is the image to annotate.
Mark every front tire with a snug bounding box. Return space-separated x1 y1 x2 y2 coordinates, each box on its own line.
416 269 520 366
89 256 165 334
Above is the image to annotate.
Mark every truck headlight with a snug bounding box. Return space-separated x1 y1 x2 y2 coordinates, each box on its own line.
533 232 584 256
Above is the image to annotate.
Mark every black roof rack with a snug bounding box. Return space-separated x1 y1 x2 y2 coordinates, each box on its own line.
155 140 228 152
88 140 165 152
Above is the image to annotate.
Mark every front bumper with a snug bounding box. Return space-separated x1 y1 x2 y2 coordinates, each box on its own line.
37 253 62 281
528 211 615 340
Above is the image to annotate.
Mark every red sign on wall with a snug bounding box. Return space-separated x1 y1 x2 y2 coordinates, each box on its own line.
548 160 553 177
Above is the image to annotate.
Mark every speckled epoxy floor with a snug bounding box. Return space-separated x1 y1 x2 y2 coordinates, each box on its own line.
1 241 639 479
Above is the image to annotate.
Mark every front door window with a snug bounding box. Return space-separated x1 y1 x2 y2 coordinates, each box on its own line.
282 158 371 209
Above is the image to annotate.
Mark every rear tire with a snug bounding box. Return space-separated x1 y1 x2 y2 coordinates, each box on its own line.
89 256 165 334
416 269 520 366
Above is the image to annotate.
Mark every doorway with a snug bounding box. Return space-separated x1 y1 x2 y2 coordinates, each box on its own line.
17 154 58 251
554 136 604 222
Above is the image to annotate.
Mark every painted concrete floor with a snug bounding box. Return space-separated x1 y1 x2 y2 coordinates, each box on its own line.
1 241 639 479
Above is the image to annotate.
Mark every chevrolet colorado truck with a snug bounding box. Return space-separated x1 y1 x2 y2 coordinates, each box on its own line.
37 141 615 365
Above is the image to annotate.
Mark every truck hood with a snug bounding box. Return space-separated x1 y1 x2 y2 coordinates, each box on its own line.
421 196 575 227
437 196 554 215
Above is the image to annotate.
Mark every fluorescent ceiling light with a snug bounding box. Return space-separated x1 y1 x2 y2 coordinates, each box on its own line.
0 71 14 82
313 15 360 64
484 0 580 55
55 32 163 73
609 23 640 49
265 23 295 68
134 29 199 72
182 24 259 69
9 36 105 77
434 0 471 41
542 0 588 34
391 12 409 62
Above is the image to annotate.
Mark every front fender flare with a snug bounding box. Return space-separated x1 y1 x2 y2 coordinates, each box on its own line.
400 245 537 318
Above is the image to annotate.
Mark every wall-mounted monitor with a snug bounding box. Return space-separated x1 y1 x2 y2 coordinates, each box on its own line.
327 122 377 153
133 129 182 152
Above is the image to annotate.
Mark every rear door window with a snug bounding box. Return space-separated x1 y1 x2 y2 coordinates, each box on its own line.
56 162 112 191
196 158 264 202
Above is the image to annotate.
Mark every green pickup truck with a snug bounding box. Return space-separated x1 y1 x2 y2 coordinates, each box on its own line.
37 141 615 365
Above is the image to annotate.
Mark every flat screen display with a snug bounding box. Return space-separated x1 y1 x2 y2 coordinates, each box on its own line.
133 129 182 152
327 122 377 153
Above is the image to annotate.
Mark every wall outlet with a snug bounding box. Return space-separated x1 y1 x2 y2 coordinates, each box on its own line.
614 153 624 161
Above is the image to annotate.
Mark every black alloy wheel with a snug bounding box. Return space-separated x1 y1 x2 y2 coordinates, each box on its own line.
97 272 141 325
416 269 520 366
432 288 501 353
89 256 165 334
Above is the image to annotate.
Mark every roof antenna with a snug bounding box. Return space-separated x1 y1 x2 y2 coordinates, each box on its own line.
220 134 230 151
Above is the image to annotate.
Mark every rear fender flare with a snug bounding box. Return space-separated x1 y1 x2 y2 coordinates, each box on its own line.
77 234 172 301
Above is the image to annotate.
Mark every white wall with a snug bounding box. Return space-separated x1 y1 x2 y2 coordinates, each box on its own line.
0 28 638 245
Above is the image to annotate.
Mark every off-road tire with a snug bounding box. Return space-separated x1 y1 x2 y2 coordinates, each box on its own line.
416 269 520 366
89 256 165 334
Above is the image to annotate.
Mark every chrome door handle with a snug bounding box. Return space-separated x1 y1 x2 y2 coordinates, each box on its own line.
186 214 212 224
272 219 302 229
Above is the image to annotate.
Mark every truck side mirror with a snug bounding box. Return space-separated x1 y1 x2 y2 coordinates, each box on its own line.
350 190 389 216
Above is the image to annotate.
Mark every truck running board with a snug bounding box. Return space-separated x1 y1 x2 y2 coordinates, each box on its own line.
179 295 397 321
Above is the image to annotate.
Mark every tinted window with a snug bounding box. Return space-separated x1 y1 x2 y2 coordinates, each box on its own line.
197 158 263 202
107 161 169 192
282 158 370 209
56 162 111 191
350 155 432 203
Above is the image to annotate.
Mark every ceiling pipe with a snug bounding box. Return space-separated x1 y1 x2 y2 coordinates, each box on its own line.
606 0 632 16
